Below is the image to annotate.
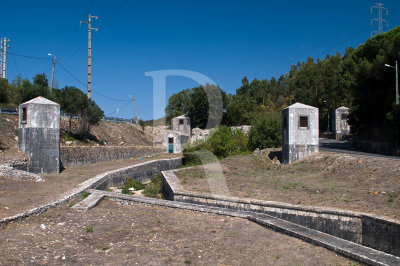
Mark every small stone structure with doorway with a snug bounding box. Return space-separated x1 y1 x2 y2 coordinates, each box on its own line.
282 103 319 164
163 115 191 153
333 106 350 140
18 96 60 173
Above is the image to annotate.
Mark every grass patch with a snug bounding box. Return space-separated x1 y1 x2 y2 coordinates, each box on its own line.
143 173 163 198
82 191 90 199
86 226 93 233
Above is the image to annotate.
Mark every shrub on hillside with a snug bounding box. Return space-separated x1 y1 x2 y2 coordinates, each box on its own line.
208 126 238 157
182 141 214 165
183 126 249 165
248 112 281 150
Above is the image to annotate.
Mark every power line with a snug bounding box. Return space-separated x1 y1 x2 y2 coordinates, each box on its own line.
98 0 128 27
54 60 132 102
6 50 48 60
105 99 133 116
5 49 132 102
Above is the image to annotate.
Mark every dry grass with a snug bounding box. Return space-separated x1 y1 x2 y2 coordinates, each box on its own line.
176 151 400 221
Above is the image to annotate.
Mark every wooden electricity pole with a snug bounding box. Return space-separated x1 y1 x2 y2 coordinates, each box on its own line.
81 14 98 99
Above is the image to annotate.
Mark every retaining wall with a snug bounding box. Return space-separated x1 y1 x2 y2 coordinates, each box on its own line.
162 170 400 256
94 158 183 190
60 146 166 167
353 139 398 156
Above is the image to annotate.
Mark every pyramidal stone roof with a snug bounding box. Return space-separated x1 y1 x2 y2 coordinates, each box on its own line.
284 102 318 109
22 96 59 105
174 114 187 118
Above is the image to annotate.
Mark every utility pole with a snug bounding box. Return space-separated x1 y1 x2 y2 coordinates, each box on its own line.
1 38 10 79
371 2 388 37
0 38 3 77
81 14 98 99
48 53 56 91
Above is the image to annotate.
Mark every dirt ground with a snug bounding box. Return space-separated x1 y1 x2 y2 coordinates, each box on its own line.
0 153 179 219
0 200 354 265
176 151 400 221
60 117 153 146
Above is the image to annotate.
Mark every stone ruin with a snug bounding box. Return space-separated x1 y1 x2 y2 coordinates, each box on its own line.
333 106 350 140
18 96 60 173
191 125 251 143
282 103 319 164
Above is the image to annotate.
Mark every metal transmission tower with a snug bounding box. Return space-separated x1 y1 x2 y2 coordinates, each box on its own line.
0 38 10 79
371 2 388 37
80 14 98 99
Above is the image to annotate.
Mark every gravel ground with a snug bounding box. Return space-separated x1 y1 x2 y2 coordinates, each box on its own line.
0 200 354 265
0 154 179 219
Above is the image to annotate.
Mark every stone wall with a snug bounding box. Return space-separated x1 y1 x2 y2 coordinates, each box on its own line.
93 157 183 190
353 139 398 156
191 126 251 143
60 146 166 168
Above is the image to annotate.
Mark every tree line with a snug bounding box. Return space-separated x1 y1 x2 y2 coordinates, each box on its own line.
0 73 104 135
166 26 400 144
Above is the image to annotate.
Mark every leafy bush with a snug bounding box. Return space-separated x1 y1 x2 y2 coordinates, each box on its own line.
232 128 249 153
248 112 281 150
183 126 249 165
143 173 163 198
122 178 143 194
182 140 214 165
208 126 238 157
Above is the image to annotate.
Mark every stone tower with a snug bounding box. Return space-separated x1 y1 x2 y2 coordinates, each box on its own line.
18 96 60 173
163 115 191 153
282 103 319 164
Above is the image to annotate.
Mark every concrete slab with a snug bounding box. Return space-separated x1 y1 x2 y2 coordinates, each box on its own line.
72 191 104 211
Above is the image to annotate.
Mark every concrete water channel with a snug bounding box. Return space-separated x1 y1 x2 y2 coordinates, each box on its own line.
72 158 400 266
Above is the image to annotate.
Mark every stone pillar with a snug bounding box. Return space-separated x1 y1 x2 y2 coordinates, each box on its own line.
333 107 350 140
282 103 319 164
18 96 60 173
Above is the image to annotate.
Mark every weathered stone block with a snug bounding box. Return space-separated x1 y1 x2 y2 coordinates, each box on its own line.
282 103 319 164
18 97 60 174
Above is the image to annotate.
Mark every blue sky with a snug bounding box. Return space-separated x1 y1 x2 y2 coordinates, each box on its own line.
2 0 400 120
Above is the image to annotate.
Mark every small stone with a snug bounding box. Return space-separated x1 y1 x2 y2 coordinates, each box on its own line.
40 224 46 230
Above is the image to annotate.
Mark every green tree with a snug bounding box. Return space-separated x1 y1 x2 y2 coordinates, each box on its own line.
226 94 258 125
139 119 145 133
165 89 190 124
348 26 400 141
0 78 9 105
87 99 104 124
248 112 281 150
